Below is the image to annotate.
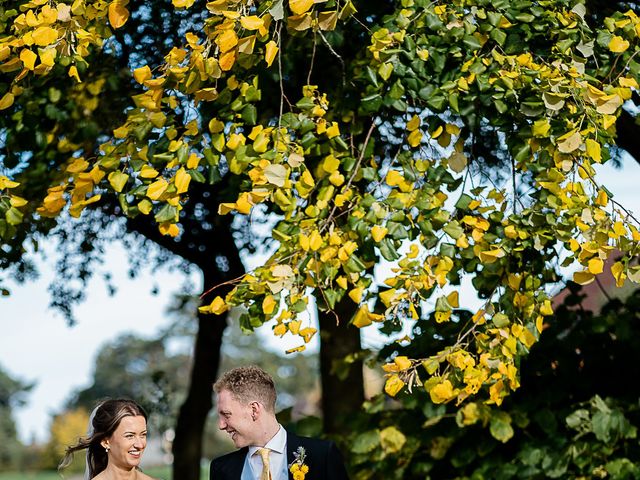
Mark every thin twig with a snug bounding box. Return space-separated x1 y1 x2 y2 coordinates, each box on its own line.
319 121 377 233
307 33 317 85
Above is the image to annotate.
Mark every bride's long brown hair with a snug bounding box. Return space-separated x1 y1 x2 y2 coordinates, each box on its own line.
58 398 148 478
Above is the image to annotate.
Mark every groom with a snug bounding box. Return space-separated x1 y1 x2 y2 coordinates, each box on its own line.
210 365 350 480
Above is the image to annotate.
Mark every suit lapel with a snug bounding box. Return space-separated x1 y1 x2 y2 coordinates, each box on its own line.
228 447 247 479
286 430 298 475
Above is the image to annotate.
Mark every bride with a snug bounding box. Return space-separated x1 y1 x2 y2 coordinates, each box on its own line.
59 398 158 480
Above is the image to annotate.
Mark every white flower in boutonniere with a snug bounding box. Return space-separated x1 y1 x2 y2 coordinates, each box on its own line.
289 446 309 480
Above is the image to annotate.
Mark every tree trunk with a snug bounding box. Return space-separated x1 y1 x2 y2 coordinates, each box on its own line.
171 217 245 480
318 297 364 435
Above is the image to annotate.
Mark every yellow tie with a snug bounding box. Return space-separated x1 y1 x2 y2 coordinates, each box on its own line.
257 448 271 480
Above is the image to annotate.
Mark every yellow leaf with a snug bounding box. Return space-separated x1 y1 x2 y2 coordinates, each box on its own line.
406 115 420 131
384 374 405 397
532 119 550 137
379 288 397 307
479 248 505 264
352 305 373 328
371 225 388 242
285 345 306 354
429 379 454 404
174 167 191 194
386 170 404 186
216 29 238 53
39 48 56 67
299 327 317 343
133 65 152 84
309 230 323 251
140 165 159 179
262 295 277 315
609 35 630 53
138 199 152 215
273 323 287 337
159 223 180 237
619 76 639 88
235 193 253 214
380 426 406 454
573 270 595 285
219 50 236 71
507 274 521 291
0 92 15 111
611 261 626 287
9 196 27 208
265 40 279 67
596 94 623 115
407 129 423 147
0 176 20 189
199 296 228 315
557 131 582 153
147 178 168 200
287 320 301 335
108 1 130 29
394 356 412 371
68 65 81 82
539 300 553 316
240 15 264 30
264 164 287 187
603 114 616 130
585 138 602 162
348 287 363 304
172 0 196 7
32 26 58 46
20 49 37 70
67 158 89 173
102 171 126 194
289 0 314 15
446 291 459 308
588 257 604 275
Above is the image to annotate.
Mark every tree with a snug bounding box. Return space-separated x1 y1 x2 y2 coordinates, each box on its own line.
39 407 89 471
345 285 640 479
2 0 640 477
0 365 33 470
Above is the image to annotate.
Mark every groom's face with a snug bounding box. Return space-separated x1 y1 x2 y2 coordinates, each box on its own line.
216 389 256 448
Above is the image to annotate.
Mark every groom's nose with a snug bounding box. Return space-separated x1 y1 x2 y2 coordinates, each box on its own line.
217 417 227 430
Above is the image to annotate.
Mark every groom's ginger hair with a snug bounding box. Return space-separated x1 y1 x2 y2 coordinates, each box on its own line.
214 365 277 413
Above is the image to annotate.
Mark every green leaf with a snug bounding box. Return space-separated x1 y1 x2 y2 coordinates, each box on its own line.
154 204 178 223
5 207 23 225
490 412 514 443
352 430 380 454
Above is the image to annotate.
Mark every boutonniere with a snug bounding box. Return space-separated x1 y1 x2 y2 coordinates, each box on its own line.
289 446 309 480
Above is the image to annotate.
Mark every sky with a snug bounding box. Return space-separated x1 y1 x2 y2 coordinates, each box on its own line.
1 156 639 444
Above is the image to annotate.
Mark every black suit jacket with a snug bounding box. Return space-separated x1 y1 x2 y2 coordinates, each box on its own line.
210 431 349 480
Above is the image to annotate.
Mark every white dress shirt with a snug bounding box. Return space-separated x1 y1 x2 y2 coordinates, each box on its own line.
241 425 288 480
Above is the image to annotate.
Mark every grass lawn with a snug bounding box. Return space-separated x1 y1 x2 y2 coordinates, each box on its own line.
0 465 208 480
0 473 62 480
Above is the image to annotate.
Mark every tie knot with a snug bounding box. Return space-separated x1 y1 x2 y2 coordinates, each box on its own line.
257 447 270 462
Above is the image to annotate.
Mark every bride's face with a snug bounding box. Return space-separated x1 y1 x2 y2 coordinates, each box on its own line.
103 415 148 469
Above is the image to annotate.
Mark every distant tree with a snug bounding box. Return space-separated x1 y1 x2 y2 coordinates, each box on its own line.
39 408 89 471
68 332 192 434
0 365 32 471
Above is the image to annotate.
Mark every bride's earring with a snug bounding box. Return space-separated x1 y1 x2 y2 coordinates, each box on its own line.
104 444 110 453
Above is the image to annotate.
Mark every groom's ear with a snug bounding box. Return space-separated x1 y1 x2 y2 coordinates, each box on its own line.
250 401 261 421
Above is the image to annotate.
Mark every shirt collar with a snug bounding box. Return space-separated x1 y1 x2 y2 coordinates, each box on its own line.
248 424 286 456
